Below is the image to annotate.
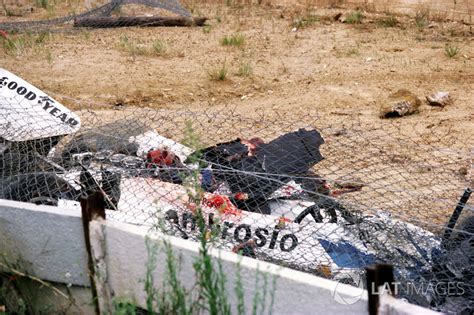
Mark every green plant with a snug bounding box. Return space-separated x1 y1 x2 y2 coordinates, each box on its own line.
152 39 166 55
415 10 429 30
0 32 52 59
208 62 228 81
1 0 14 16
0 259 74 314
203 24 212 34
82 30 91 41
236 61 252 77
346 10 364 24
112 298 139 315
35 0 49 9
117 35 166 59
292 14 319 29
377 16 398 27
444 43 460 58
220 33 245 47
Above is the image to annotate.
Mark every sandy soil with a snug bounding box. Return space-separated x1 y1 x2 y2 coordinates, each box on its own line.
0 1 473 229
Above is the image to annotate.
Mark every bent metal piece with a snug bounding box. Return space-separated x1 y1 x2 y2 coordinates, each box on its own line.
193 129 327 214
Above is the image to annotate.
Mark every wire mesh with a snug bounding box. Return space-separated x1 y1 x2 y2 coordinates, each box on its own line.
0 67 472 314
0 0 192 32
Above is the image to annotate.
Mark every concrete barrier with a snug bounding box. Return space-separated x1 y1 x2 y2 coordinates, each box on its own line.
0 199 441 314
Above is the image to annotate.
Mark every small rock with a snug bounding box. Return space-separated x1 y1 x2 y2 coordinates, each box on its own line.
426 91 451 107
333 13 343 21
380 89 421 118
114 102 124 110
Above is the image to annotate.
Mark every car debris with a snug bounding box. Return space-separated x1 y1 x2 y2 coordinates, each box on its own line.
426 91 451 107
0 69 471 313
380 89 421 118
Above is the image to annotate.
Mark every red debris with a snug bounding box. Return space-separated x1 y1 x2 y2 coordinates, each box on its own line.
241 137 264 157
146 149 175 167
202 193 241 216
277 215 292 228
234 192 248 200
0 30 7 39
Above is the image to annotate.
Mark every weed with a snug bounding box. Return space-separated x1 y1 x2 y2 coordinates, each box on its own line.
377 16 398 28
346 10 364 24
0 259 72 314
45 48 53 64
35 0 49 9
221 33 245 47
236 61 252 77
35 31 49 44
112 298 138 315
118 35 146 57
346 46 359 56
1 1 14 16
203 24 212 34
444 44 460 58
415 34 425 41
292 14 319 29
117 35 166 58
208 62 228 81
0 32 52 60
235 263 245 315
152 39 166 55
82 30 91 41
415 10 429 30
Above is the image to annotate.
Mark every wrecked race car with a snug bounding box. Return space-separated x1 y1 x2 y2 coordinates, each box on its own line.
0 68 472 313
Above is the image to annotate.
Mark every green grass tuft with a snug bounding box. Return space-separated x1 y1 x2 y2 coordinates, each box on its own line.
377 16 398 28
220 33 245 47
236 61 252 77
117 35 167 58
415 10 429 30
292 15 319 29
208 62 228 81
152 39 166 55
346 10 364 24
444 44 460 58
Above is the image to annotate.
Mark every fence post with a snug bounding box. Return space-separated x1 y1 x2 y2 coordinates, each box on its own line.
366 264 395 315
80 191 111 315
441 188 472 247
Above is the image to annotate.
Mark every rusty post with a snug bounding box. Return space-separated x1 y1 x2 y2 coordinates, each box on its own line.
80 191 106 315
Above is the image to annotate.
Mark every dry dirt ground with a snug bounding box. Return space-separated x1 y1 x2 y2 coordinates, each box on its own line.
0 1 473 228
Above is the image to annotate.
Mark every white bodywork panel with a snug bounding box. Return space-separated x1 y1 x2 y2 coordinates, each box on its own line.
0 68 81 141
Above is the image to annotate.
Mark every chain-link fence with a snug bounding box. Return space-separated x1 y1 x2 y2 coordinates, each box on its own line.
0 67 472 314
0 0 195 32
